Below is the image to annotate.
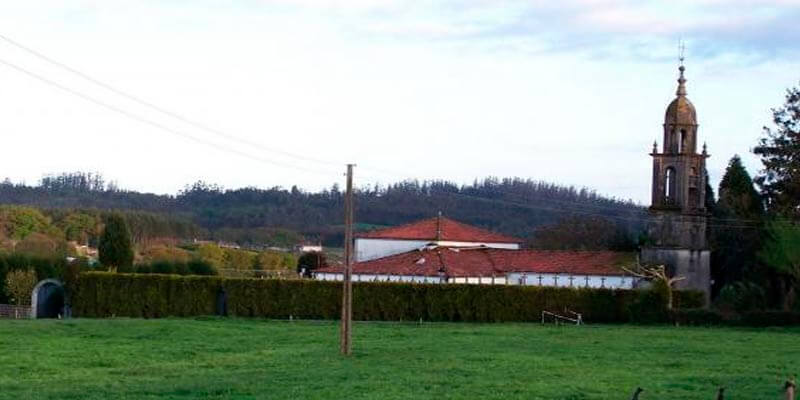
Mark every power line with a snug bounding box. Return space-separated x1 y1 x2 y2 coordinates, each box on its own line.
403 188 776 230
0 36 788 230
0 33 343 168
359 165 784 227
0 57 335 177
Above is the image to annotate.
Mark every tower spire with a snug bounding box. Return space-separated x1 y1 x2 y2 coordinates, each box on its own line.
676 41 687 97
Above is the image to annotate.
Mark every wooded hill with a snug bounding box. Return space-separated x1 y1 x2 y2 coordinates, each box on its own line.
0 173 645 247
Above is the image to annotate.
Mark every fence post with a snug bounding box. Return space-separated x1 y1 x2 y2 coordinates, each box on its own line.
786 377 796 400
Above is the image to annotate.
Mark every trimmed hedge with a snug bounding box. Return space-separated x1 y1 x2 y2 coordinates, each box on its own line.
672 309 800 327
72 272 704 323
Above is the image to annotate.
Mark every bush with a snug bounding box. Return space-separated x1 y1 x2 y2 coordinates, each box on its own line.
669 309 800 327
133 260 217 276
670 308 726 326
739 311 800 327
71 272 704 322
4 269 38 306
0 254 65 303
716 282 767 313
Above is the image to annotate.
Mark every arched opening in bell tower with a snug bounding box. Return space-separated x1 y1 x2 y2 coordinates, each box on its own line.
664 167 676 204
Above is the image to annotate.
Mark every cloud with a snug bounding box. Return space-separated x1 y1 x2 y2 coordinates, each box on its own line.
293 0 800 62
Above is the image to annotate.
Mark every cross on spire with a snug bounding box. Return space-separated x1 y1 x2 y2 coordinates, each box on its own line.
676 40 687 97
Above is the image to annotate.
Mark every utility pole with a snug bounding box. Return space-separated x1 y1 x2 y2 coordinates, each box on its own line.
340 164 355 356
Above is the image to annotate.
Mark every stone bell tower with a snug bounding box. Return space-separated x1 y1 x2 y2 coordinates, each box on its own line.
641 62 711 303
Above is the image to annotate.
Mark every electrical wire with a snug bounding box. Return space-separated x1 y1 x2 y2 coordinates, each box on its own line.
0 35 791 230
0 57 336 177
0 33 343 168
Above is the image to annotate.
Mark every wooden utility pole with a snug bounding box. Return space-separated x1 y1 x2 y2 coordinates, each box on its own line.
340 164 355 356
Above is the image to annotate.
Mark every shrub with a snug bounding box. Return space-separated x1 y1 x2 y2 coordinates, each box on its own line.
5 269 38 306
0 254 64 303
133 260 217 276
670 308 726 326
739 311 800 327
71 272 704 322
188 260 216 276
716 282 767 313
14 233 65 258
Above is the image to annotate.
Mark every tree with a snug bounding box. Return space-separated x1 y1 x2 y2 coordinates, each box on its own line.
98 214 134 271
59 212 101 244
754 83 800 219
623 263 685 311
15 233 64 258
718 156 764 219
223 248 255 271
529 216 636 251
254 251 296 271
0 206 61 240
709 156 765 295
143 245 191 263
195 244 224 269
4 269 37 306
759 221 800 310
297 251 327 277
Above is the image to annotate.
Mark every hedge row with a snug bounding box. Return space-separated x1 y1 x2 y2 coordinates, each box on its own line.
671 309 800 327
71 272 704 323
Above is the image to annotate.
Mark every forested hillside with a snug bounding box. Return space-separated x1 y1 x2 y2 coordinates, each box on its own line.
0 173 646 247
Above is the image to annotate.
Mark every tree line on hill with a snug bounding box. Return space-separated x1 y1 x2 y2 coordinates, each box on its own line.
0 173 646 247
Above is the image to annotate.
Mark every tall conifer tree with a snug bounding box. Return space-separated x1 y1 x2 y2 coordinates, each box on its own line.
98 214 134 270
710 156 765 295
754 83 800 219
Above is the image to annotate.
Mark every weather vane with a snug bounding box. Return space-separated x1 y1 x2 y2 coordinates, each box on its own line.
678 39 686 66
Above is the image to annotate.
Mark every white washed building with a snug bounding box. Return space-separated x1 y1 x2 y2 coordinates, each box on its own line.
355 216 522 262
316 246 636 289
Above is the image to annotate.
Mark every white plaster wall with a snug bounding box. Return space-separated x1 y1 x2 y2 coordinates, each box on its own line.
312 272 629 288
355 239 430 262
506 273 634 289
315 272 444 284
435 241 520 250
354 238 521 262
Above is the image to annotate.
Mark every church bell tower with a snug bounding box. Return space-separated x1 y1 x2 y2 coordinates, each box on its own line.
641 62 711 303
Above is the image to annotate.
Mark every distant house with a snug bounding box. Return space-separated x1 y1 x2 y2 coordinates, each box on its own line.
295 243 323 253
355 216 522 262
314 216 636 289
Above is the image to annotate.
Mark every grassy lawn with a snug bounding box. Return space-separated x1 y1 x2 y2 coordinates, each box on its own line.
0 319 798 399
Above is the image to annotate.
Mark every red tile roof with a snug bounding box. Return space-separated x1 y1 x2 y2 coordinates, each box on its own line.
356 217 522 243
316 247 632 277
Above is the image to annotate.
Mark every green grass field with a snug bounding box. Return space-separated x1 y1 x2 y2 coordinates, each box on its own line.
0 319 797 399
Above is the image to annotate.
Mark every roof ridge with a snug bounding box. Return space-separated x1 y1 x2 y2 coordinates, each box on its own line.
355 216 438 237
356 216 522 243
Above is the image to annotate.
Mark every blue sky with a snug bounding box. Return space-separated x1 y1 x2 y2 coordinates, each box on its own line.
1 0 798 204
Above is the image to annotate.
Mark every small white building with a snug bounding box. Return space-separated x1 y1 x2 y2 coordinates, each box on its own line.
295 243 323 253
355 216 522 262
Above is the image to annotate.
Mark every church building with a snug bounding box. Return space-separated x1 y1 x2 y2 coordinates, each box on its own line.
641 63 711 303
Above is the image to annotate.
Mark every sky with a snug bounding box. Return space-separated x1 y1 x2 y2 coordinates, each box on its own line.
1 0 798 204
